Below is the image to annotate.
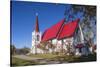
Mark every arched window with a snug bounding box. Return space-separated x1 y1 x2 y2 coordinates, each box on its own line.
37 35 39 41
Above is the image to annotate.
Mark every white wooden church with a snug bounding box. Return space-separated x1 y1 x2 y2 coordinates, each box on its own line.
30 14 93 56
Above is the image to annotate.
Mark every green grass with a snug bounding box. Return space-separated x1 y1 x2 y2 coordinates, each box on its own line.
29 53 96 62
48 53 96 63
29 53 60 59
11 53 96 66
11 57 43 66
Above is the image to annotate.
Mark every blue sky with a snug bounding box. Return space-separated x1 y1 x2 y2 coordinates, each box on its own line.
11 1 70 48
11 1 96 48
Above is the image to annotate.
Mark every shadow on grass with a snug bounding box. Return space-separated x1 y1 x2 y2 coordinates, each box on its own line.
68 53 96 63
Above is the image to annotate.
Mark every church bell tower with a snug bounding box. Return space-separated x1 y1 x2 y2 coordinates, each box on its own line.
31 13 41 54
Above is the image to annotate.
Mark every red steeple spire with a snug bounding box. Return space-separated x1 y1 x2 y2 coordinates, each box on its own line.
35 13 39 32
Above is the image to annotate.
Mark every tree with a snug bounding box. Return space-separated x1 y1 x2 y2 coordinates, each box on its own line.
64 5 96 45
18 47 30 55
10 44 16 55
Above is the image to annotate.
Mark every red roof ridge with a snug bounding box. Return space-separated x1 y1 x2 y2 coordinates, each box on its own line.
42 18 65 41
58 19 80 39
42 18 80 41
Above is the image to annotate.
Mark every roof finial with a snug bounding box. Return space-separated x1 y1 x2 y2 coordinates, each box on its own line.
36 12 38 16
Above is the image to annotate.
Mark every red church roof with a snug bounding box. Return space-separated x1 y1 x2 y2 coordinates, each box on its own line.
42 18 80 41
42 18 65 41
58 19 79 39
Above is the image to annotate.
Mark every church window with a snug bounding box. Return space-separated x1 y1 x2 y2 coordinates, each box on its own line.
37 35 39 41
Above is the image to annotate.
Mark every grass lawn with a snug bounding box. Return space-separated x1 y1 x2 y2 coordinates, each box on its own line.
11 57 44 66
28 53 96 63
11 53 96 66
28 53 96 62
29 53 60 59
